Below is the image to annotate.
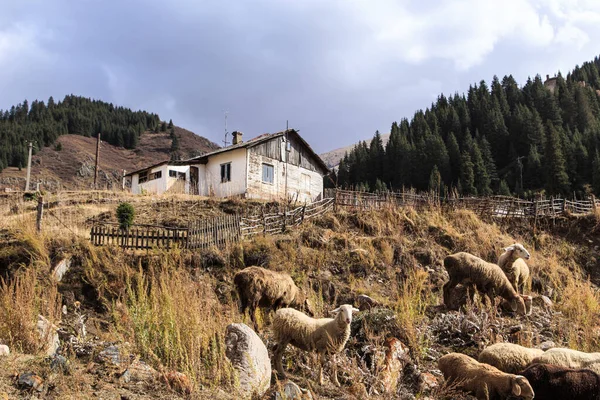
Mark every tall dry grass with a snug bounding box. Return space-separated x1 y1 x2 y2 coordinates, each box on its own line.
0 267 62 353
114 257 236 390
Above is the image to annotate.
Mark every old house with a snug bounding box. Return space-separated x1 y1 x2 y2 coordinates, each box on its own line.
544 74 558 94
124 129 329 203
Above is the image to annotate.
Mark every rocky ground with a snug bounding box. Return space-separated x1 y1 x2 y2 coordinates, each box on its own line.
1 194 599 399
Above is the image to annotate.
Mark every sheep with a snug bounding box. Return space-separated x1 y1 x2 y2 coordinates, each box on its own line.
438 352 534 400
519 363 600 400
443 252 527 315
530 348 600 374
234 266 313 330
272 304 359 386
478 343 545 373
497 243 531 294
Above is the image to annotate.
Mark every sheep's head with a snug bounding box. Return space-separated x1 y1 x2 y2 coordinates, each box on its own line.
294 291 315 316
332 304 360 325
511 375 534 400
508 295 527 315
504 243 531 260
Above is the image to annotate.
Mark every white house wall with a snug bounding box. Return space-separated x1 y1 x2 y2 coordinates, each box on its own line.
246 151 323 202
165 165 191 194
203 148 247 197
133 164 169 194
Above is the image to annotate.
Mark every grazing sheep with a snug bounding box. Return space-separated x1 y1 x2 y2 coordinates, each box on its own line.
234 266 312 330
501 295 532 315
438 353 534 400
531 348 600 374
478 343 544 373
272 304 359 386
519 363 600 400
443 252 527 315
497 243 531 294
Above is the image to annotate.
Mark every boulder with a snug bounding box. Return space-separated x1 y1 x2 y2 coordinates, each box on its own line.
52 258 72 282
37 315 60 356
381 338 410 393
119 359 158 383
356 294 380 311
533 295 553 309
16 372 44 392
0 345 9 356
225 323 271 399
274 381 312 400
96 345 125 365
417 372 438 394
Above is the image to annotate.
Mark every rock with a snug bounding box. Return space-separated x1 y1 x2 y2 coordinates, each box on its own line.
225 323 271 399
37 315 60 356
120 359 158 383
417 372 438 394
52 258 72 282
274 381 312 400
381 337 410 393
356 294 380 311
538 341 555 351
0 345 9 356
533 295 553 309
50 354 70 373
16 372 44 392
96 345 124 365
162 371 192 395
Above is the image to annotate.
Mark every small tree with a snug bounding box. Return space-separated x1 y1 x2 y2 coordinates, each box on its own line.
168 119 173 129
116 202 135 230
498 180 511 196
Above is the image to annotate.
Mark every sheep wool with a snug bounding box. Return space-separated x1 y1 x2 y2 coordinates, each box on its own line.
531 348 600 374
272 304 359 386
497 243 531 294
478 343 544 374
519 363 600 400
443 252 527 315
438 352 535 400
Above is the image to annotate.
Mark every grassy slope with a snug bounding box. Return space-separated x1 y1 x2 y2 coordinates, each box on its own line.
1 193 599 399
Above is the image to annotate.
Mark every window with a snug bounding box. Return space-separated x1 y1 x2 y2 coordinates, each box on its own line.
149 171 162 180
301 173 311 192
262 163 274 184
169 170 177 177
138 171 148 184
177 172 186 180
220 163 231 183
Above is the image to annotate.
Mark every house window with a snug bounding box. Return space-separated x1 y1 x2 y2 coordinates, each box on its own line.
149 171 162 180
177 172 186 180
220 163 231 183
302 173 311 192
262 163 274 184
169 170 177 177
138 171 148 183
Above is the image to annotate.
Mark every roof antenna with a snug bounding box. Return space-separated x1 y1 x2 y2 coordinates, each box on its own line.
222 110 230 147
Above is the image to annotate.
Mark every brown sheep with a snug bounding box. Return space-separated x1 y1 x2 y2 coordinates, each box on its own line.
519 363 600 400
438 353 534 400
234 266 312 330
497 243 531 294
443 252 527 315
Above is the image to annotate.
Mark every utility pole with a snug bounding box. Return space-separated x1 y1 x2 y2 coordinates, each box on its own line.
25 141 33 191
94 133 101 189
222 110 230 147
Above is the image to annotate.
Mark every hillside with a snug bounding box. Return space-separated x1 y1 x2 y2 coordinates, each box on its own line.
0 126 219 190
320 133 390 168
1 193 599 399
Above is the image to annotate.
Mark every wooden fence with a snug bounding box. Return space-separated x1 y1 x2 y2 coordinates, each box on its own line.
90 197 335 250
328 188 599 218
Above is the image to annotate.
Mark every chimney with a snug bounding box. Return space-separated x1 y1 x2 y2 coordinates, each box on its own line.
232 131 243 145
546 74 550 81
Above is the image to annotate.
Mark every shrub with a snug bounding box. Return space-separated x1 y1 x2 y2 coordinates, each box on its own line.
116 202 135 230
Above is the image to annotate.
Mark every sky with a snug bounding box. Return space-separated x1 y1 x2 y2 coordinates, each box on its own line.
1 0 600 154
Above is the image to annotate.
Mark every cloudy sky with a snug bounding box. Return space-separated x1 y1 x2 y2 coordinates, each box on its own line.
1 0 600 153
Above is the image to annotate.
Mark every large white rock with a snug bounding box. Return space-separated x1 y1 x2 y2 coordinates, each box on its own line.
0 344 9 356
53 258 72 282
37 315 60 356
225 323 271 398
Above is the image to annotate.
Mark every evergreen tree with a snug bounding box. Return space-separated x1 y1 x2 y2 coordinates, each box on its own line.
446 133 461 185
160 121 167 132
544 122 570 195
168 119 174 129
460 151 477 195
471 142 491 195
498 179 511 196
428 165 442 194
593 151 600 195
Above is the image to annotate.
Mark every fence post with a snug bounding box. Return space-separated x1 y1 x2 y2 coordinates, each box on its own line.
36 195 44 233
592 195 597 213
262 209 266 236
301 203 306 224
562 198 567 215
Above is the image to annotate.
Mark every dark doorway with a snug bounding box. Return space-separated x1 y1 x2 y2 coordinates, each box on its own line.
190 166 199 195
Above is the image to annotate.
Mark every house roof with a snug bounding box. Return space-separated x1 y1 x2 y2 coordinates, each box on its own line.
185 129 330 174
125 129 329 177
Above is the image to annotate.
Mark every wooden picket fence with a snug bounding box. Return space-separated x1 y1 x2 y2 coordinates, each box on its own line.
89 197 335 250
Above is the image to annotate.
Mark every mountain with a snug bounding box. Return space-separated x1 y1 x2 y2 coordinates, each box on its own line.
320 133 390 168
0 126 219 190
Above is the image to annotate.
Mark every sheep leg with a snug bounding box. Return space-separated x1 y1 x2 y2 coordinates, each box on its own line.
248 303 259 331
443 277 459 307
475 383 491 400
318 351 326 385
273 339 289 377
239 296 248 315
330 354 340 387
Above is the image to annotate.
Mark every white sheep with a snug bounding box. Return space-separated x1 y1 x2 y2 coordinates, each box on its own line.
497 243 531 294
438 352 535 400
530 348 600 374
272 304 359 386
478 343 545 373
443 252 527 315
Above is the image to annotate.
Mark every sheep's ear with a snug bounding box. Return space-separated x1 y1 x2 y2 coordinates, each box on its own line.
511 378 522 396
331 307 341 314
504 245 515 252
351 307 360 313
509 299 518 311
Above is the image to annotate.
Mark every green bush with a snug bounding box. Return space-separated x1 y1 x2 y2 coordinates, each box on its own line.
116 202 135 230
